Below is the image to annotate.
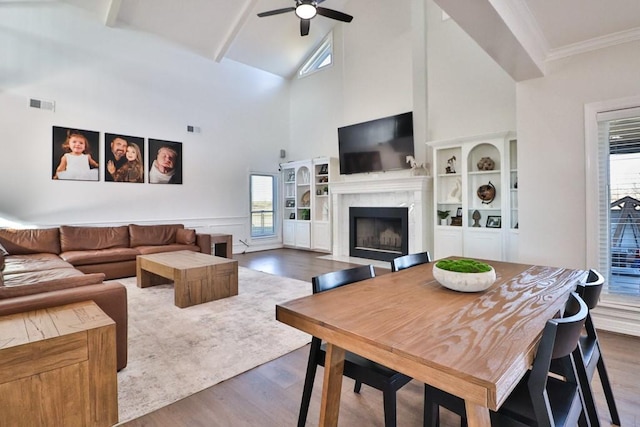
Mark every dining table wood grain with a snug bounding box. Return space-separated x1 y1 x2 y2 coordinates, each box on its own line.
276 259 586 427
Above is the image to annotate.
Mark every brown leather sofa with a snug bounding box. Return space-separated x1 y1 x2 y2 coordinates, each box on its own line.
0 223 213 371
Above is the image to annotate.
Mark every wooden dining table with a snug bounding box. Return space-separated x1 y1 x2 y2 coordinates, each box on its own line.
276 259 586 427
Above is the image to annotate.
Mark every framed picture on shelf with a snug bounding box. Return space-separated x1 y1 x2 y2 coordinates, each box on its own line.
319 164 328 174
289 213 295 219
287 171 295 181
456 207 463 217
286 199 295 208
486 216 502 228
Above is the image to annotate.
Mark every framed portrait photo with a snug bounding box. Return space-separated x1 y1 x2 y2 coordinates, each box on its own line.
52 126 100 181
456 207 463 217
105 133 145 183
486 215 502 228
148 139 182 184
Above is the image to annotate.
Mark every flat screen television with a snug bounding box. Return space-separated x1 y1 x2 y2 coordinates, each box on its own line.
338 111 414 175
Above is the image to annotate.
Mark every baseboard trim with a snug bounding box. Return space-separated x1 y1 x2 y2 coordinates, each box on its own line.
592 301 640 337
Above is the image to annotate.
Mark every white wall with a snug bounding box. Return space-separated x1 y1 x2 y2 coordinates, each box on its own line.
517 40 640 269
289 0 516 168
425 1 516 143
288 0 416 163
0 3 289 247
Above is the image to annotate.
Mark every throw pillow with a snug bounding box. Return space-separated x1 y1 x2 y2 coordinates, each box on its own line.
176 228 196 245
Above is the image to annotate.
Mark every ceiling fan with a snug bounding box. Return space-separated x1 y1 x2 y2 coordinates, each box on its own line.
257 0 353 37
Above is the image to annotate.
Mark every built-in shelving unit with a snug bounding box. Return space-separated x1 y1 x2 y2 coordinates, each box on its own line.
281 157 338 252
430 131 517 262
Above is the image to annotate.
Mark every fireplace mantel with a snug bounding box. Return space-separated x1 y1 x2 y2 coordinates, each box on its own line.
331 176 431 195
331 176 433 262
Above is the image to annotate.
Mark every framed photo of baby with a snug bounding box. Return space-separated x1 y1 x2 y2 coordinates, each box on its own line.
105 133 145 183
148 139 182 184
52 126 100 181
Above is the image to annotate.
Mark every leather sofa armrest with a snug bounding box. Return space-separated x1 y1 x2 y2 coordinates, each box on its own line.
0 282 128 371
196 233 212 255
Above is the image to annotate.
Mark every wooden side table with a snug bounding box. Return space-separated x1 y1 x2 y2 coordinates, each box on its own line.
0 301 118 427
210 233 232 258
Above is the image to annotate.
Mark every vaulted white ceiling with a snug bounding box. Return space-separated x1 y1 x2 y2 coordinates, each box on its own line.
61 0 351 78
6 0 640 81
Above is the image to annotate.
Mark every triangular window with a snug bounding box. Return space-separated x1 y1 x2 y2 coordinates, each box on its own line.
298 33 333 78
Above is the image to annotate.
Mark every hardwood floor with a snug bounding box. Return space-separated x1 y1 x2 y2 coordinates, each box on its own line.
122 249 640 426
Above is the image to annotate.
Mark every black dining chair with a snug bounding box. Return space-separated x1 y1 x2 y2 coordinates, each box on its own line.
298 264 413 427
391 251 432 272
424 291 591 427
572 269 621 426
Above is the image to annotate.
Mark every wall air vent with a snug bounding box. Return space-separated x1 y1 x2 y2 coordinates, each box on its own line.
29 98 55 111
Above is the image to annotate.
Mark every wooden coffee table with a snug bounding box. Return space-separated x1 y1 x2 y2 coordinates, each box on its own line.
137 250 238 308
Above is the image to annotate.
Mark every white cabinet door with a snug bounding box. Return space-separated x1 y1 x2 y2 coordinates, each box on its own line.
283 221 295 246
434 227 463 260
464 229 503 261
312 222 331 252
295 221 311 249
506 231 519 262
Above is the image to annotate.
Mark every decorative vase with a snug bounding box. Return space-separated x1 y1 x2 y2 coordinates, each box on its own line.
432 264 496 292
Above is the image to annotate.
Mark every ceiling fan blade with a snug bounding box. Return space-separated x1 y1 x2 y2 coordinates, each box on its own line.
316 7 353 23
300 19 310 36
257 7 295 18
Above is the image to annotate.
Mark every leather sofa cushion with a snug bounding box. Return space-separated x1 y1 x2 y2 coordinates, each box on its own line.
129 224 184 247
0 228 61 255
176 228 196 245
60 225 129 252
3 253 74 275
60 247 139 266
136 244 199 255
1 270 105 298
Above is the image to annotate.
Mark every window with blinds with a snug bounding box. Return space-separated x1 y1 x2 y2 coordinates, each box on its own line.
596 112 640 298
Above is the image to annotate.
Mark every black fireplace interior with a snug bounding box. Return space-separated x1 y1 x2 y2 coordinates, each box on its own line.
349 207 409 262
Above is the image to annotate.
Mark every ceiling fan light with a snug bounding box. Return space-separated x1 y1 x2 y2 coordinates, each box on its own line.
296 3 316 19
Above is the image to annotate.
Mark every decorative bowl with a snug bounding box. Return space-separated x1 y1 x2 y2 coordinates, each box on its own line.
432 264 496 292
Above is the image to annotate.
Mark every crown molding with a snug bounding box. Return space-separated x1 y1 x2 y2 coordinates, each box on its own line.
545 27 640 62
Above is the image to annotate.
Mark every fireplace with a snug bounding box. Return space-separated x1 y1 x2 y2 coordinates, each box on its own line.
349 207 409 262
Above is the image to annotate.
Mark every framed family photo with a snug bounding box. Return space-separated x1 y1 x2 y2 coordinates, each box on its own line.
148 139 183 184
105 133 145 183
52 126 100 181
486 215 502 228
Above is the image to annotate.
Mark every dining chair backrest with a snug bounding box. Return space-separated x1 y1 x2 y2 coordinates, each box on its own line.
390 252 432 272
311 264 375 294
547 291 589 360
577 268 604 310
515 291 590 427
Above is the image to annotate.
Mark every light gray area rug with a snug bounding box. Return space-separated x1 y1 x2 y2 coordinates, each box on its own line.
111 267 312 423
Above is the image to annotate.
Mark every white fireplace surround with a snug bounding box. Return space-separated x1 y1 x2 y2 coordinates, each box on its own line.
331 176 432 263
